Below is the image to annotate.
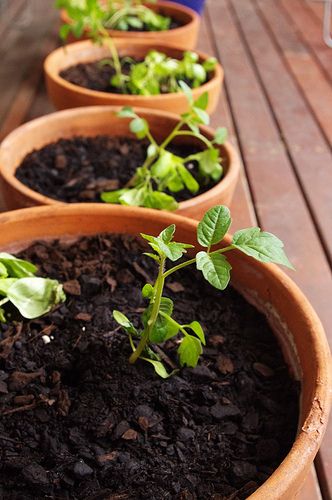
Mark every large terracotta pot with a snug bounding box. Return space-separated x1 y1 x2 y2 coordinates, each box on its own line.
60 0 200 50
44 40 223 114
0 106 240 219
0 204 330 499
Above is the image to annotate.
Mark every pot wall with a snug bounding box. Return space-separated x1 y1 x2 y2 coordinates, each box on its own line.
44 40 223 115
0 204 330 499
0 106 240 218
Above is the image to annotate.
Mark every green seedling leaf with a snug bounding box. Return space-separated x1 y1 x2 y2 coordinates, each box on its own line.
178 335 202 367
0 253 37 278
0 262 8 278
130 117 149 139
194 91 209 111
6 278 65 319
0 307 6 323
185 321 206 345
117 106 137 118
177 164 199 194
232 228 294 269
179 80 193 104
142 283 154 299
195 148 221 177
203 57 217 72
143 252 160 263
142 297 178 343
214 127 228 145
193 106 209 125
141 358 175 378
0 278 18 296
197 205 231 247
120 187 147 207
113 310 137 335
144 192 178 211
196 251 232 290
101 189 128 204
160 224 175 244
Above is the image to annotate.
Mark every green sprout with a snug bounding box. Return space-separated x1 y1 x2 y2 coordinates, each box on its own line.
0 253 66 323
56 0 216 95
113 205 293 378
101 83 227 210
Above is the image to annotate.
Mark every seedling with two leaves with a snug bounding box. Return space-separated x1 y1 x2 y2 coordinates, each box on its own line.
0 254 66 323
56 0 216 95
101 83 227 211
113 205 293 378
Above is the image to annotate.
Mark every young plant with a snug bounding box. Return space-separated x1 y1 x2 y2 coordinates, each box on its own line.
56 0 216 95
103 0 171 32
113 205 293 378
0 253 66 322
101 84 227 211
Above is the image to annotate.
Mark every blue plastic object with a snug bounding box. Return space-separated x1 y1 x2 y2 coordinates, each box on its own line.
172 0 206 15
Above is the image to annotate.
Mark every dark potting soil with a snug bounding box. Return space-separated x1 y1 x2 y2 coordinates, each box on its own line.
59 58 210 95
0 234 299 499
15 135 217 204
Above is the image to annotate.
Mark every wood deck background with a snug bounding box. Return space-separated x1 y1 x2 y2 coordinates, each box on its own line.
0 0 331 498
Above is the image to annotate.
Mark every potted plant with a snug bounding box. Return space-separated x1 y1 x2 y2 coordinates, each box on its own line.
0 96 240 218
0 203 330 498
45 0 222 113
58 0 200 49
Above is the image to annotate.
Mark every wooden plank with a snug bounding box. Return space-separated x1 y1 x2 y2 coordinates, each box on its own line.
280 0 332 82
232 0 332 273
262 0 332 146
0 0 27 39
305 0 325 21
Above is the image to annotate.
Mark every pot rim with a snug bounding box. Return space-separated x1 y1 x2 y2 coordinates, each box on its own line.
43 39 223 103
60 0 200 37
0 105 240 211
0 203 330 499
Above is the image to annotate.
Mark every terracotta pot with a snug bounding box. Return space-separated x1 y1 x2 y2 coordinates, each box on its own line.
44 40 223 114
0 106 240 219
0 203 330 499
60 0 200 49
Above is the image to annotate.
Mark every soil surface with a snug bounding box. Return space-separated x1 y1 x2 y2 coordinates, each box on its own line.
0 234 299 499
59 57 210 95
15 135 217 204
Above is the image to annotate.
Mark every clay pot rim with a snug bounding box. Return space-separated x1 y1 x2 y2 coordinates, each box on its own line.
0 203 330 499
43 39 224 103
60 0 200 38
0 105 240 211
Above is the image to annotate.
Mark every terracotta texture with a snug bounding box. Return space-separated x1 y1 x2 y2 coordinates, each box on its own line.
44 40 223 114
0 106 240 219
61 0 200 50
0 204 330 499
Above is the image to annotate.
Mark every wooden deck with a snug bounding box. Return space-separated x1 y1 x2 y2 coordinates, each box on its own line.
0 0 331 497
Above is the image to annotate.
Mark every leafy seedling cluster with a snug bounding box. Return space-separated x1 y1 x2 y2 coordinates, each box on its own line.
0 253 66 322
56 0 216 95
113 205 293 377
101 84 227 210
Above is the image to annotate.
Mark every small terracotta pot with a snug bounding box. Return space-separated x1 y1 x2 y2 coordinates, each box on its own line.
60 0 200 50
44 40 223 114
0 106 240 219
0 203 330 499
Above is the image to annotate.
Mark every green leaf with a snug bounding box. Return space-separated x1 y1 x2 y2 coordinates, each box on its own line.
185 321 205 345
130 117 149 139
178 335 203 367
0 253 37 278
142 297 178 343
193 106 209 125
0 278 18 296
203 57 217 72
177 164 199 194
195 148 221 177
142 284 154 299
0 262 8 278
158 241 191 262
147 144 158 158
144 191 178 211
143 252 160 263
194 91 209 110
6 278 65 319
141 358 175 378
0 307 6 323
117 106 136 118
59 23 72 41
232 228 294 269
113 310 137 335
214 127 228 145
101 189 128 204
196 251 232 290
179 80 193 104
120 187 147 207
197 205 231 247
151 150 178 180
159 224 175 244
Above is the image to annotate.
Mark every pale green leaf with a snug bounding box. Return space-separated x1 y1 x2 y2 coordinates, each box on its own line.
197 205 231 247
178 335 202 367
196 251 232 290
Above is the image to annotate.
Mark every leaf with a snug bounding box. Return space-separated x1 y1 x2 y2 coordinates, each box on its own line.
195 148 221 177
59 23 72 41
177 164 199 194
113 310 137 335
117 106 136 118
6 278 65 319
197 205 231 247
196 251 232 290
178 335 202 367
101 189 128 204
157 241 191 262
129 117 149 139
193 106 209 125
194 91 209 110
0 307 6 323
0 253 37 278
0 262 8 278
151 150 178 180
0 278 18 296
159 224 175 244
232 228 294 269
142 284 154 299
214 127 228 145
144 192 178 211
147 144 158 158
142 297 178 343
141 358 175 378
119 187 147 207
143 252 160 262
185 321 206 345
203 57 217 72
179 80 193 104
